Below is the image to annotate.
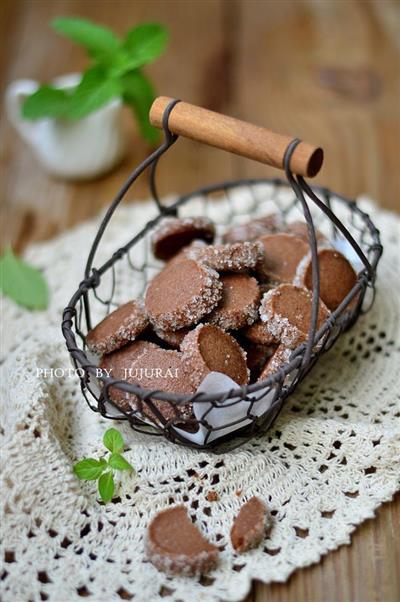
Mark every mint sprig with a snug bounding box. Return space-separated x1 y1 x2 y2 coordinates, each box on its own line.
0 248 49 310
73 428 134 503
22 17 168 143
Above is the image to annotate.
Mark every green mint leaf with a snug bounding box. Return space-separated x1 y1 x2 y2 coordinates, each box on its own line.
98 471 115 502
52 17 121 65
64 67 121 119
73 458 107 481
103 428 124 453
22 85 71 120
108 453 133 471
0 248 49 310
123 23 168 70
121 70 159 144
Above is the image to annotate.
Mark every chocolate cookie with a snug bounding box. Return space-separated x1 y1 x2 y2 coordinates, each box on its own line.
207 273 260 330
145 259 222 331
152 216 215 260
126 347 195 423
257 344 292 381
186 241 264 272
86 300 149 355
295 247 357 310
146 506 219 575
259 283 330 348
241 320 278 346
230 497 271 553
257 233 309 283
223 214 283 244
181 323 249 388
99 340 159 411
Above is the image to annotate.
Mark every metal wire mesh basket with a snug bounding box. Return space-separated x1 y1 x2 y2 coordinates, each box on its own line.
62 98 382 451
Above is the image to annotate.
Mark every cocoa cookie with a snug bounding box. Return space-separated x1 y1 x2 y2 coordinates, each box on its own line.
152 217 215 261
154 326 191 349
257 233 309 283
241 320 278 346
86 300 149 355
230 497 271 553
223 214 283 244
285 220 327 245
145 259 222 331
99 340 159 411
146 506 219 575
257 344 292 381
187 241 264 272
207 273 260 330
259 284 330 348
181 323 249 388
127 347 195 423
295 247 357 310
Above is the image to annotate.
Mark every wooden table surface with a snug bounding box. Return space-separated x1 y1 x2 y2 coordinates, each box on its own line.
1 1 399 601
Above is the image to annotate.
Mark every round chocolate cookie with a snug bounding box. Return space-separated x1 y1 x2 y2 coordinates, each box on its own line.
222 214 283 244
99 340 158 411
126 347 195 424
152 217 215 261
146 506 219 576
257 344 292 381
186 241 264 272
295 247 357 310
257 233 309 283
259 283 330 348
207 273 260 330
86 300 149 355
241 320 278 346
145 259 222 331
180 323 249 388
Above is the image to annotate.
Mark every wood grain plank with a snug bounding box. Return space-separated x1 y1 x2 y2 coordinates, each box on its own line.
234 0 400 211
246 492 400 602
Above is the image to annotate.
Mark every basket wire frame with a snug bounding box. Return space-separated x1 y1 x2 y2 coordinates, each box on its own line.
62 99 383 451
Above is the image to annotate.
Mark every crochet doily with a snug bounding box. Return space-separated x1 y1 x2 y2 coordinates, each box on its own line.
1 191 399 602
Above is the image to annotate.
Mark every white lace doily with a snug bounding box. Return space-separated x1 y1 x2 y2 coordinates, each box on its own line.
1 193 399 602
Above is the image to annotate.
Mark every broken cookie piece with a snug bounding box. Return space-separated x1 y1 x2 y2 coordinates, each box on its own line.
230 497 271 553
146 505 219 575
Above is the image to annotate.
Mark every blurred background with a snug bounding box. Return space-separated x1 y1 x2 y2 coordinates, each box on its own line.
1 0 399 251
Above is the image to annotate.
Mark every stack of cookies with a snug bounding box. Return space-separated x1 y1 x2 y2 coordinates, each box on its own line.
86 214 357 426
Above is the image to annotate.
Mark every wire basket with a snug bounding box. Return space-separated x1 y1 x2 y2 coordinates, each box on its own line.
62 98 383 451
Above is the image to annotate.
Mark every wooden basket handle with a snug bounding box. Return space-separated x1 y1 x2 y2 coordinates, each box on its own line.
150 96 323 177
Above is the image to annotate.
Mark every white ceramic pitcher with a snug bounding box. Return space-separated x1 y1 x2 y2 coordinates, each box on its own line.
5 73 126 180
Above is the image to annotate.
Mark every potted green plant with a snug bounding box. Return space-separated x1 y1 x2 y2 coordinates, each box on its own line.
5 17 168 180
